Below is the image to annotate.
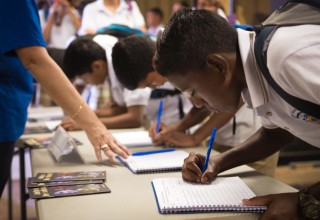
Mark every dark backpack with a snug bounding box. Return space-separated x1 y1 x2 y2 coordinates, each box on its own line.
253 0 320 118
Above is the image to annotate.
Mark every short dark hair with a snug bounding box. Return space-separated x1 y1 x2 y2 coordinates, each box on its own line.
148 7 164 20
178 1 189 8
154 8 238 77
47 48 65 70
112 35 156 90
63 35 106 79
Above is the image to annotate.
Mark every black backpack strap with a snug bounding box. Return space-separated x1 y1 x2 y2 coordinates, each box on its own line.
150 89 185 119
150 89 181 99
254 26 320 119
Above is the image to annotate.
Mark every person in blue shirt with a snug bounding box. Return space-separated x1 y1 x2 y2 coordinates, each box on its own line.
0 0 130 196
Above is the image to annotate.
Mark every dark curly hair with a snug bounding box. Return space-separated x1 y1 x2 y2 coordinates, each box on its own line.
154 8 237 77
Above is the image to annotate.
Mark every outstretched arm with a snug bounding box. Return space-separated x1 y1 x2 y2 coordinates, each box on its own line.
16 46 130 161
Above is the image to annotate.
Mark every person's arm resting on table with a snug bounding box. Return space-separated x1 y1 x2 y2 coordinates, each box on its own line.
99 105 145 129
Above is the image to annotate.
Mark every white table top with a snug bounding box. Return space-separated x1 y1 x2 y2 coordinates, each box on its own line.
29 130 297 220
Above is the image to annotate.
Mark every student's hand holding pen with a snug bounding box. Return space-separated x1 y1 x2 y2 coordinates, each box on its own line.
148 122 175 146
182 128 218 183
182 153 224 183
149 122 201 148
181 152 221 184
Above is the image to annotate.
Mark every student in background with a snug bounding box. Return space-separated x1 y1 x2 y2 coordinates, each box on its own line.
61 34 151 130
37 0 51 30
197 0 227 19
0 0 129 197
112 35 278 176
146 7 164 38
154 8 320 219
78 0 146 36
43 0 81 49
112 35 192 126
172 1 189 15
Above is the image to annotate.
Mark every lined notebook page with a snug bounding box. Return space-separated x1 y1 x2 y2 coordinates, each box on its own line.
112 131 152 148
118 150 189 174
152 177 267 213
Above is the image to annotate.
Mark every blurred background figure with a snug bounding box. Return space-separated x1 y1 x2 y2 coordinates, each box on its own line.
146 7 164 38
43 0 81 49
37 0 52 30
172 0 189 15
197 0 227 19
78 0 146 36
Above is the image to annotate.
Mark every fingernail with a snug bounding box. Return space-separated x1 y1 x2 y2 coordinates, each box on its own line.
202 176 207 183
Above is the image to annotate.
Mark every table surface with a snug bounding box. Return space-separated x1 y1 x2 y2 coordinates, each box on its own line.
29 130 297 220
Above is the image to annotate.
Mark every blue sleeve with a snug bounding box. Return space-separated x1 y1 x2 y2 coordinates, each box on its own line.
0 0 46 55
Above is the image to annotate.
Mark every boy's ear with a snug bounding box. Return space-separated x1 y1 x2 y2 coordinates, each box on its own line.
91 60 104 71
205 53 228 75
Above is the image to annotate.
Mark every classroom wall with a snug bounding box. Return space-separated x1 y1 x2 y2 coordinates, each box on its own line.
135 0 273 25
135 0 192 24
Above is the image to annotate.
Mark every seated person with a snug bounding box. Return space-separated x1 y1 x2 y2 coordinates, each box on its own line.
112 35 193 126
146 7 164 38
61 34 151 129
112 35 279 177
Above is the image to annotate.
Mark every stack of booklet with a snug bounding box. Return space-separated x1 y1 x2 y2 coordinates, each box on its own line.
28 171 111 199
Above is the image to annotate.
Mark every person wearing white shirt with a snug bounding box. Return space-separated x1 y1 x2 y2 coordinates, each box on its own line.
146 7 164 38
112 35 194 129
78 0 146 36
43 0 81 49
61 34 151 129
154 8 320 219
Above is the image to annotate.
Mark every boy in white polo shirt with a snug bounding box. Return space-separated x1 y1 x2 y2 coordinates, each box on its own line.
113 35 279 177
112 35 193 126
154 8 320 220
61 34 151 129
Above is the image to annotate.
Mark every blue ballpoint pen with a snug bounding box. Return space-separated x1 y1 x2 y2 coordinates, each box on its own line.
202 128 217 173
156 100 163 133
132 148 175 156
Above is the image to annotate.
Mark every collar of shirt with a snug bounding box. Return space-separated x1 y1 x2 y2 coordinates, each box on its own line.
237 28 270 109
97 0 129 16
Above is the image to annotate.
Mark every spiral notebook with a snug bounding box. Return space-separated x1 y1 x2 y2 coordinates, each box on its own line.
117 150 189 174
151 177 267 214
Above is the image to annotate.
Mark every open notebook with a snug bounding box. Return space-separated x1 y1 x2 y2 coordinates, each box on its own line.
112 130 152 148
152 177 267 214
117 150 189 174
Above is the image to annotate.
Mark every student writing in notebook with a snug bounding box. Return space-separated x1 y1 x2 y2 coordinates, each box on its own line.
154 8 320 220
112 35 193 126
60 34 151 130
112 35 278 177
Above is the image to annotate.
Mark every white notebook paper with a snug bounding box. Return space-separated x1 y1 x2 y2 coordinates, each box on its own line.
152 177 267 214
112 130 152 148
117 150 189 174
